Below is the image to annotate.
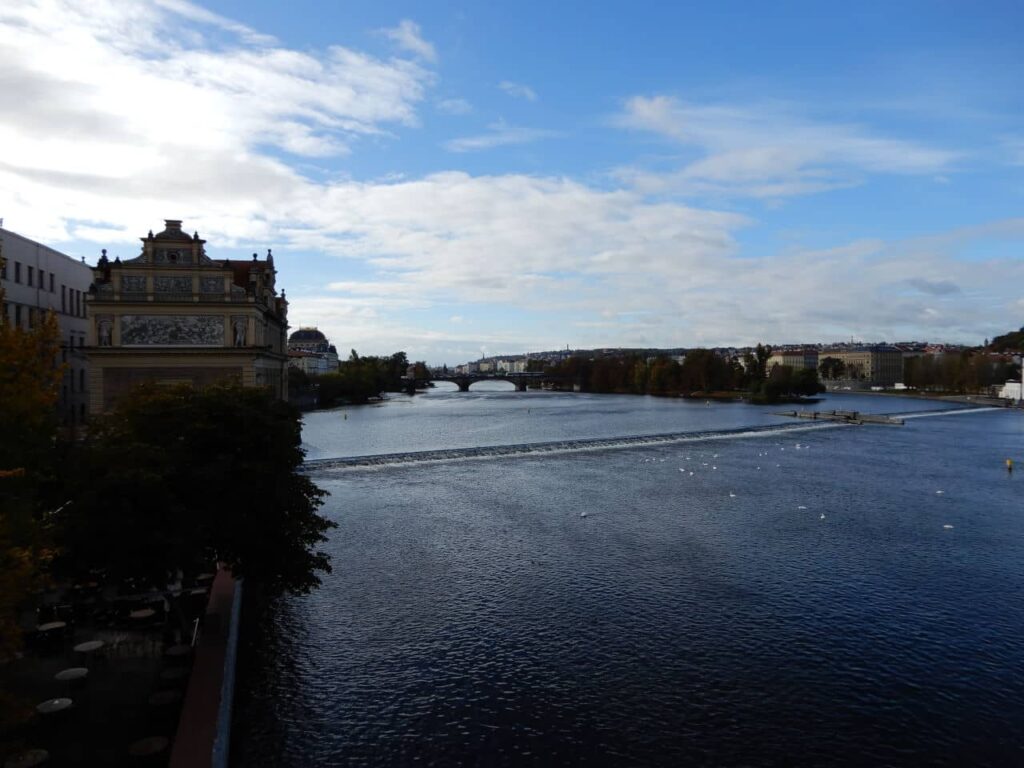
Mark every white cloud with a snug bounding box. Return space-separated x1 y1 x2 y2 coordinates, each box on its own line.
614 95 960 198
380 19 436 63
152 0 277 45
499 80 537 101
0 1 1019 362
437 98 473 115
444 120 560 152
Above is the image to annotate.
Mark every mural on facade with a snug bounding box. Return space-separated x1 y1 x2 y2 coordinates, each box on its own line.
154 276 192 293
121 275 146 292
121 315 224 346
200 277 224 293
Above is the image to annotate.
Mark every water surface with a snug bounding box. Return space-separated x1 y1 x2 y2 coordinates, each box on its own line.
234 392 1024 766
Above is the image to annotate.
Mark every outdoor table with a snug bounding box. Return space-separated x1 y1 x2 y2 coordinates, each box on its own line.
4 748 49 768
54 667 88 682
36 621 66 633
127 736 169 758
73 640 104 653
130 608 156 620
35 698 72 715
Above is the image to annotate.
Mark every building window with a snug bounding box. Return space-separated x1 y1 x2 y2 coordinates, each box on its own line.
79 369 85 391
14 262 20 283
27 266 33 286
27 307 34 329
61 285 66 313
0 260 6 279
49 273 55 292
15 304 22 327
70 368 75 393
39 269 45 288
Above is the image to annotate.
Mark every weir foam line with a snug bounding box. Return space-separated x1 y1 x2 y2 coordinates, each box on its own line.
895 406 1004 419
301 421 844 472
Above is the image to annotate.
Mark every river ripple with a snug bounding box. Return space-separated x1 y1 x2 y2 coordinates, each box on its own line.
233 393 1024 766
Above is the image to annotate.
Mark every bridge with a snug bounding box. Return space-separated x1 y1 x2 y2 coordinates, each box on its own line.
402 372 575 393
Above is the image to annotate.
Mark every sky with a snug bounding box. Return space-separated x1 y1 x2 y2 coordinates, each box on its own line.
1 0 1023 364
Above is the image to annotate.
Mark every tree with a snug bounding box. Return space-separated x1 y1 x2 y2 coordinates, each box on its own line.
750 365 824 404
818 356 846 380
0 288 64 662
58 382 334 596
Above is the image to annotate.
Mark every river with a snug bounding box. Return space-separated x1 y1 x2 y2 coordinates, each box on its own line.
233 387 1024 766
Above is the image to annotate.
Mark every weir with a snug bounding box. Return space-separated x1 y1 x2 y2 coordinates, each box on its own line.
302 421 844 471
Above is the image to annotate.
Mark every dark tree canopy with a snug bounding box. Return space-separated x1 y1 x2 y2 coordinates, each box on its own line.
316 350 411 406
58 382 333 596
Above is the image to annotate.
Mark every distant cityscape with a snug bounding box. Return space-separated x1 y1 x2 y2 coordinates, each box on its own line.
3 219 1021 421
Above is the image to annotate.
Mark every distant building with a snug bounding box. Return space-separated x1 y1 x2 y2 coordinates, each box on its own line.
87 219 289 411
998 381 1022 400
767 349 819 372
1 226 93 427
287 327 339 375
824 346 904 387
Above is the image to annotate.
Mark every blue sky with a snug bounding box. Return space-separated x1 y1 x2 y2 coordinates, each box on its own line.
1 0 1022 363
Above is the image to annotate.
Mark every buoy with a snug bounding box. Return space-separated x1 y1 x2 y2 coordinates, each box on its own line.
580 511 588 518
943 524 954 529
820 513 825 520
1007 458 1014 473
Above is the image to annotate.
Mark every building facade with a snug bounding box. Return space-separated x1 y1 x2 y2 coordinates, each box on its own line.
823 346 904 387
1 226 93 427
86 219 289 411
287 327 339 376
767 349 819 372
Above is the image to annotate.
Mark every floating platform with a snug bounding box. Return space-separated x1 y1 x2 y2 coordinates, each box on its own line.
777 410 904 426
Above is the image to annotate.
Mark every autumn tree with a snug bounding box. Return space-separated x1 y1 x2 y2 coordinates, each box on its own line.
0 283 64 662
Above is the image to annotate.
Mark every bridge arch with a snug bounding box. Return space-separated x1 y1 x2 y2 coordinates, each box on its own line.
463 378 517 392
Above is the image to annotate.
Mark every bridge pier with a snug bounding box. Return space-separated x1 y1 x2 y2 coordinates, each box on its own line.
455 378 472 392
514 379 528 392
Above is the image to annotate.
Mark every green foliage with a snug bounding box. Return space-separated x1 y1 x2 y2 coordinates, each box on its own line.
818 356 846 380
58 382 333 596
750 365 825 404
903 351 1018 393
987 329 1024 353
543 349 741 396
317 350 410 406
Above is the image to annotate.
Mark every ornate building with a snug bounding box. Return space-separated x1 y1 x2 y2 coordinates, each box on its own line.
287 327 339 376
87 219 289 411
